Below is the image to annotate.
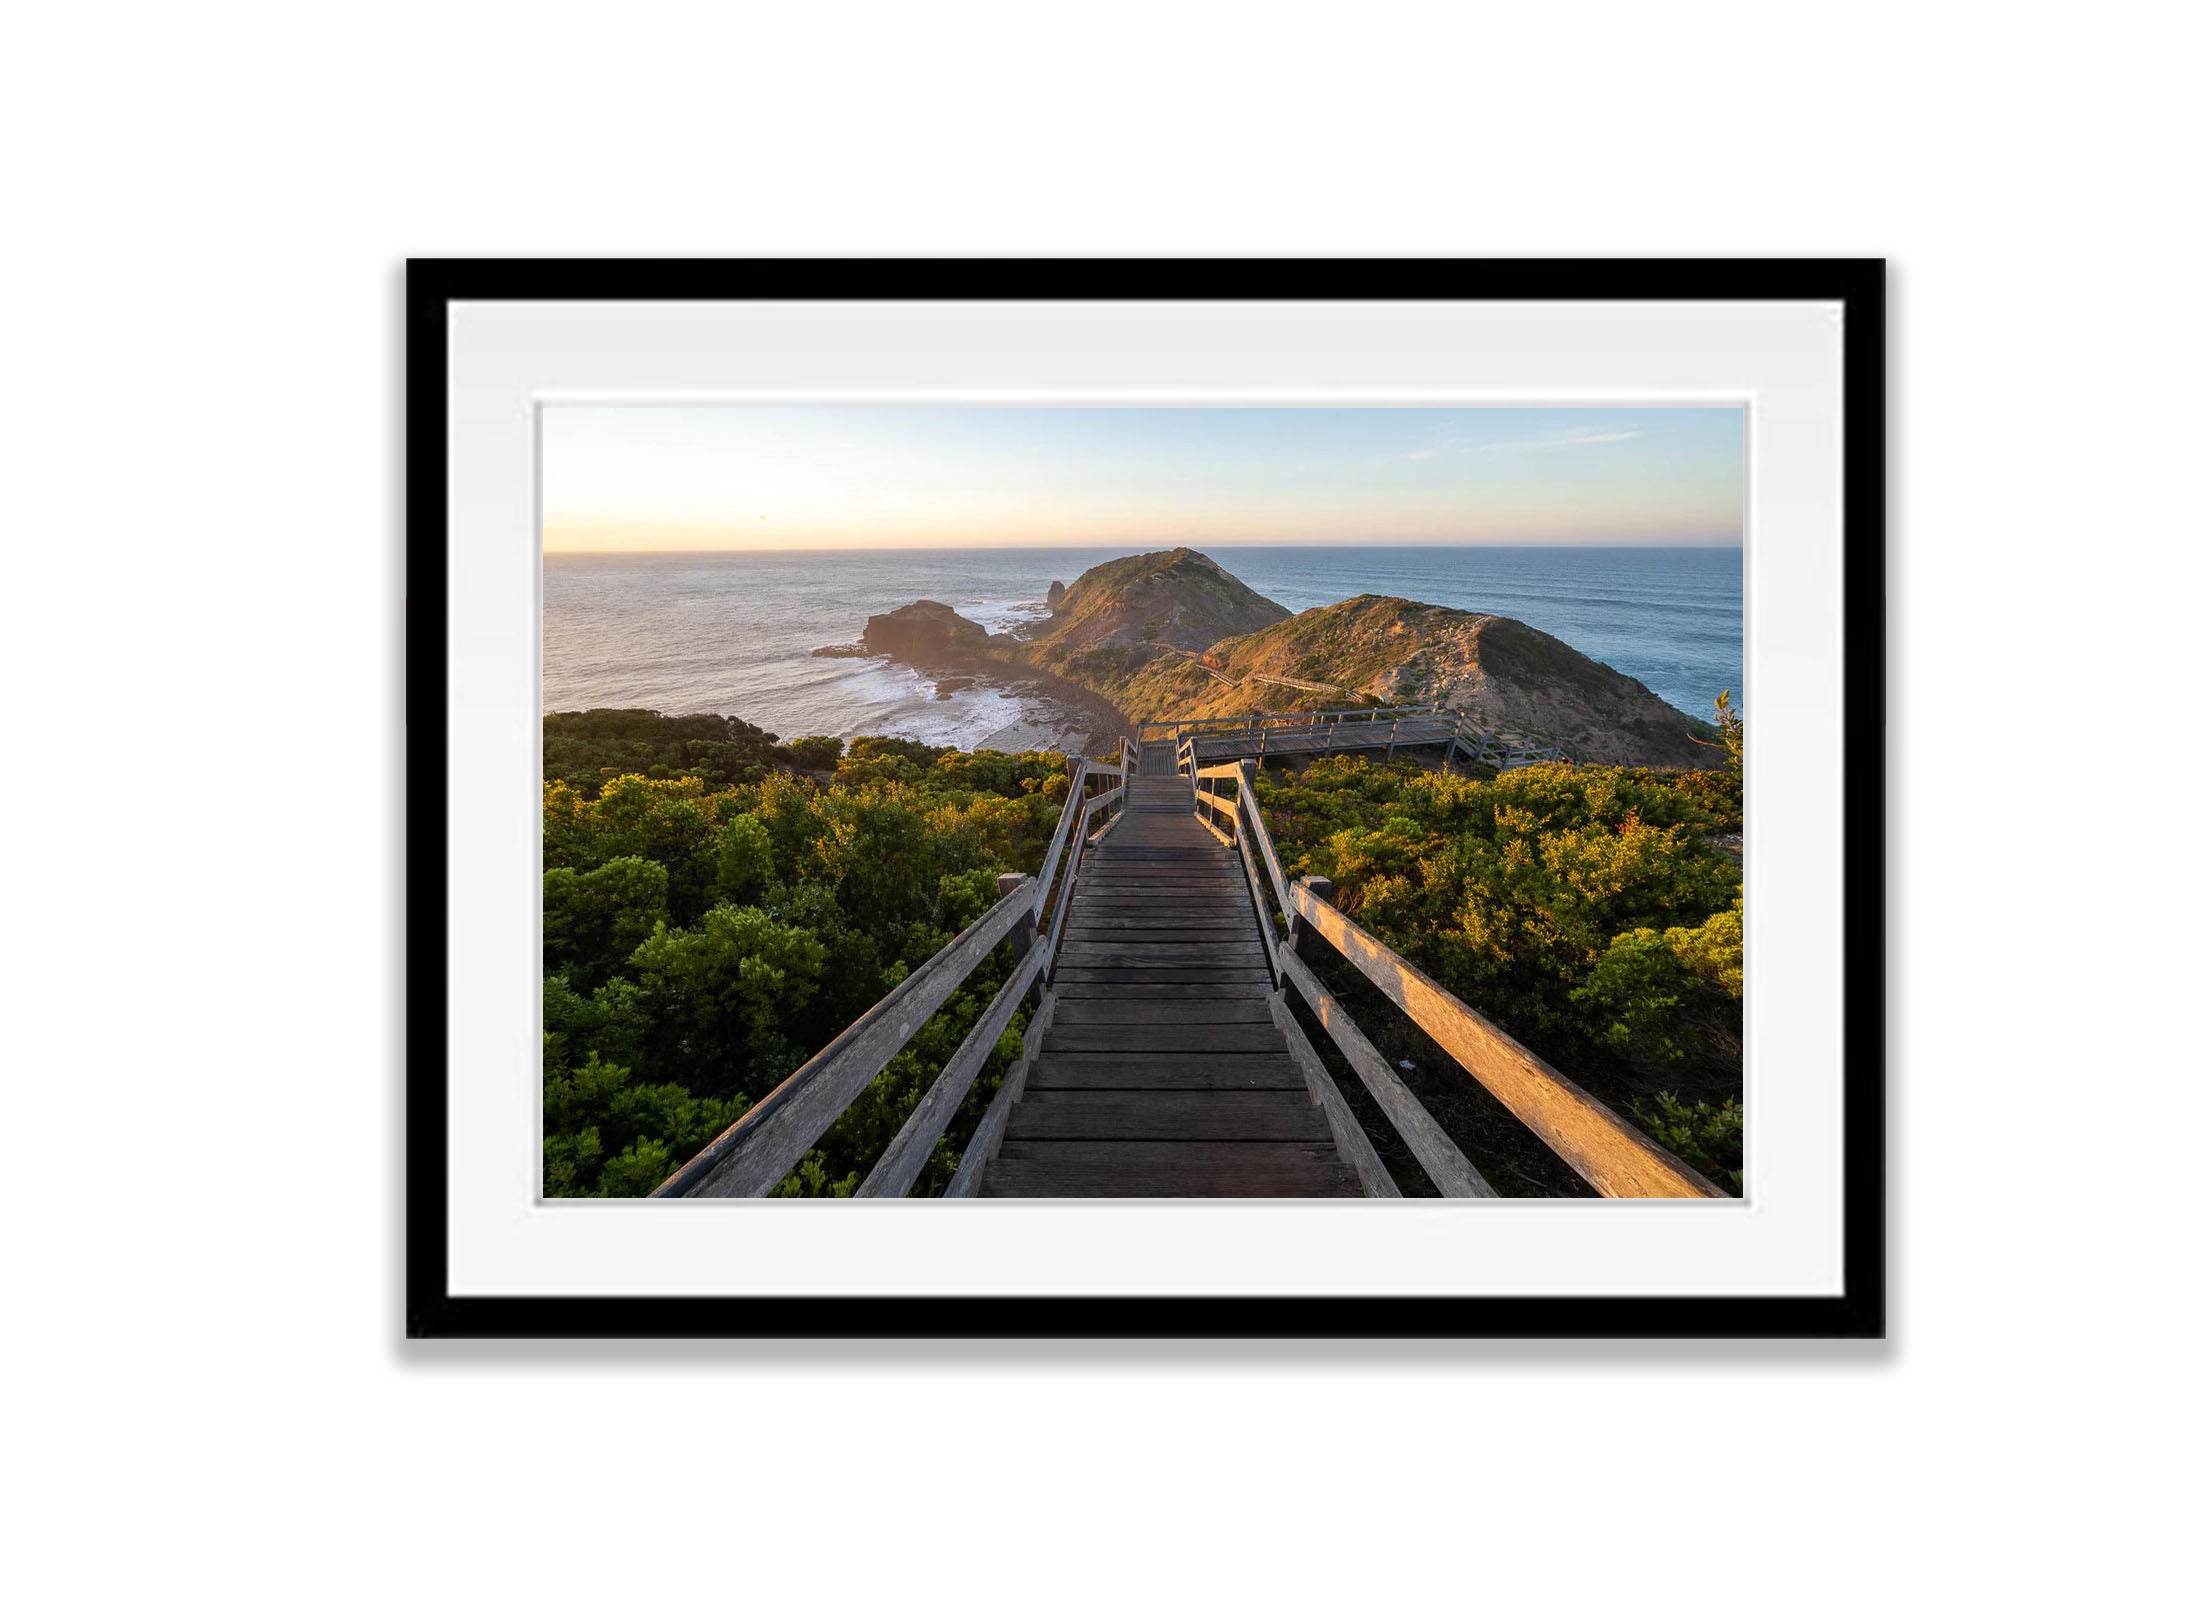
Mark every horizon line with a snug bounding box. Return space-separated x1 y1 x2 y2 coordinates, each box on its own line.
544 537 1746 556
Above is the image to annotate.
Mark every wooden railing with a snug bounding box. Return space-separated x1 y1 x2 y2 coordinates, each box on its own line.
1195 752 1723 1200
653 735 1136 1200
1138 704 1440 746
1162 704 1567 775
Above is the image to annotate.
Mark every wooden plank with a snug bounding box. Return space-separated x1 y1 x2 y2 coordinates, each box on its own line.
1235 818 1283 979
1028 757 1085 908
1060 924 1258 944
855 938 1050 1197
1041 811 1089 963
1276 945 1497 1199
1079 871 1241 884
1053 944 1269 969
1081 856 1234 868
982 1141 1360 1198
1267 989 1402 1198
1086 862 1223 872
1056 935 1268 954
1043 964 1273 985
1235 766 1293 913
1047 980 1276 1002
1027 1053 1302 1090
1289 884 1724 1199
1044 1023 1288 1053
1067 904 1252 922
1090 850 1221 860
1076 883 1239 896
658 877 1042 1198
945 989 1052 1198
1008 1089 1328 1142
1052 998 1275 1027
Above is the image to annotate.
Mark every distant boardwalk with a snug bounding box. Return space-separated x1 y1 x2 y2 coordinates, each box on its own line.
1148 705 1569 772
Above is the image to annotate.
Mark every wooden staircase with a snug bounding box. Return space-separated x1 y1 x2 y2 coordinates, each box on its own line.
658 715 1721 1204
975 742 1360 1196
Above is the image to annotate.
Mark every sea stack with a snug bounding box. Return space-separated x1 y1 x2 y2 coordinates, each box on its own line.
858 600 989 662
1046 579 1068 609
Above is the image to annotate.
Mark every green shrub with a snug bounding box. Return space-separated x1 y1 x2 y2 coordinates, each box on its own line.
541 719 1066 1197
1636 1093 1743 1193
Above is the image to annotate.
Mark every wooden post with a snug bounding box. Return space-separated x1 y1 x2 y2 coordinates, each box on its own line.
1291 874 1332 956
997 872 1035 961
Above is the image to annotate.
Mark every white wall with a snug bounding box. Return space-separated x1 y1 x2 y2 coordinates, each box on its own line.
6 3 2189 1594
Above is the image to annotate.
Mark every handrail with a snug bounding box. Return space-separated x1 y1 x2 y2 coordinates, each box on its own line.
655 751 1106 1200
1231 762 1690 1198
1234 763 1293 917
1029 756 1087 915
1136 703 1441 740
1155 703 1570 771
1274 943 1495 1198
1286 883 1723 1199
855 937 1050 1197
653 875 1043 1198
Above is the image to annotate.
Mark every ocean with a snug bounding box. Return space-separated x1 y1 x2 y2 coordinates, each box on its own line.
543 546 1743 747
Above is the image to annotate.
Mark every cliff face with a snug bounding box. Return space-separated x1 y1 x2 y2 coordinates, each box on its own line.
859 600 990 661
1118 594 1723 769
1017 547 1290 694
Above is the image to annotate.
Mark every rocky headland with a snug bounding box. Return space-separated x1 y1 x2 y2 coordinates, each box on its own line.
837 547 1724 770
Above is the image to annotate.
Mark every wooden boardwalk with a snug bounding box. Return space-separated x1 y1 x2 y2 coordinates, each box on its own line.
975 742 1361 1197
1190 716 1459 762
1181 713 1566 770
658 709 1717 1205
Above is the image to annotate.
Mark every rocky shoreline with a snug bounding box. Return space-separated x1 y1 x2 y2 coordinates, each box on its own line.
810 598 1132 757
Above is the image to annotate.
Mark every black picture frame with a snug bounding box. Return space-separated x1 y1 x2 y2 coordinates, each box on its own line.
406 258 1885 1339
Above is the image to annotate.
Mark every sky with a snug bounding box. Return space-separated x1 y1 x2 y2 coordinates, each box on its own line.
541 405 1745 552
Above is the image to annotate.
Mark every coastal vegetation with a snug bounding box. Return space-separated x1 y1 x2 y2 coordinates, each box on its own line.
1253 703 1744 1191
544 708 842 798
542 710 1066 1197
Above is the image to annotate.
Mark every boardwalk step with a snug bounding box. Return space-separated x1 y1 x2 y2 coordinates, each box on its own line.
1060 924 1258 944
982 1141 1358 1198
1053 947 1268 970
1044 964 1270 985
1047 980 1275 1001
980 757 1352 1197
1026 1052 1301 1089
1045 1023 1285 1053
1051 999 1276 1027
1007 1089 1325 1142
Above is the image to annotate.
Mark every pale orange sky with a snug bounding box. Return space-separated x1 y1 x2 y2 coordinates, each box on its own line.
542 404 1747 552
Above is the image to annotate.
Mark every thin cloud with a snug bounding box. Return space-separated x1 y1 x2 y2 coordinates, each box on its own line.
1402 424 1648 461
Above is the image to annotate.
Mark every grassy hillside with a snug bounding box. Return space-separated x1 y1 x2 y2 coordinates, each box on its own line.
1018 547 1290 696
1118 594 1724 768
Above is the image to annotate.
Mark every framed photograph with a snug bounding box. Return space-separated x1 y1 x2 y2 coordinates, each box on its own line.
407 259 1883 1337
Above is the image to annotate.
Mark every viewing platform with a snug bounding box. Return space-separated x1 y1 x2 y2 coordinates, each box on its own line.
1139 705 1569 772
